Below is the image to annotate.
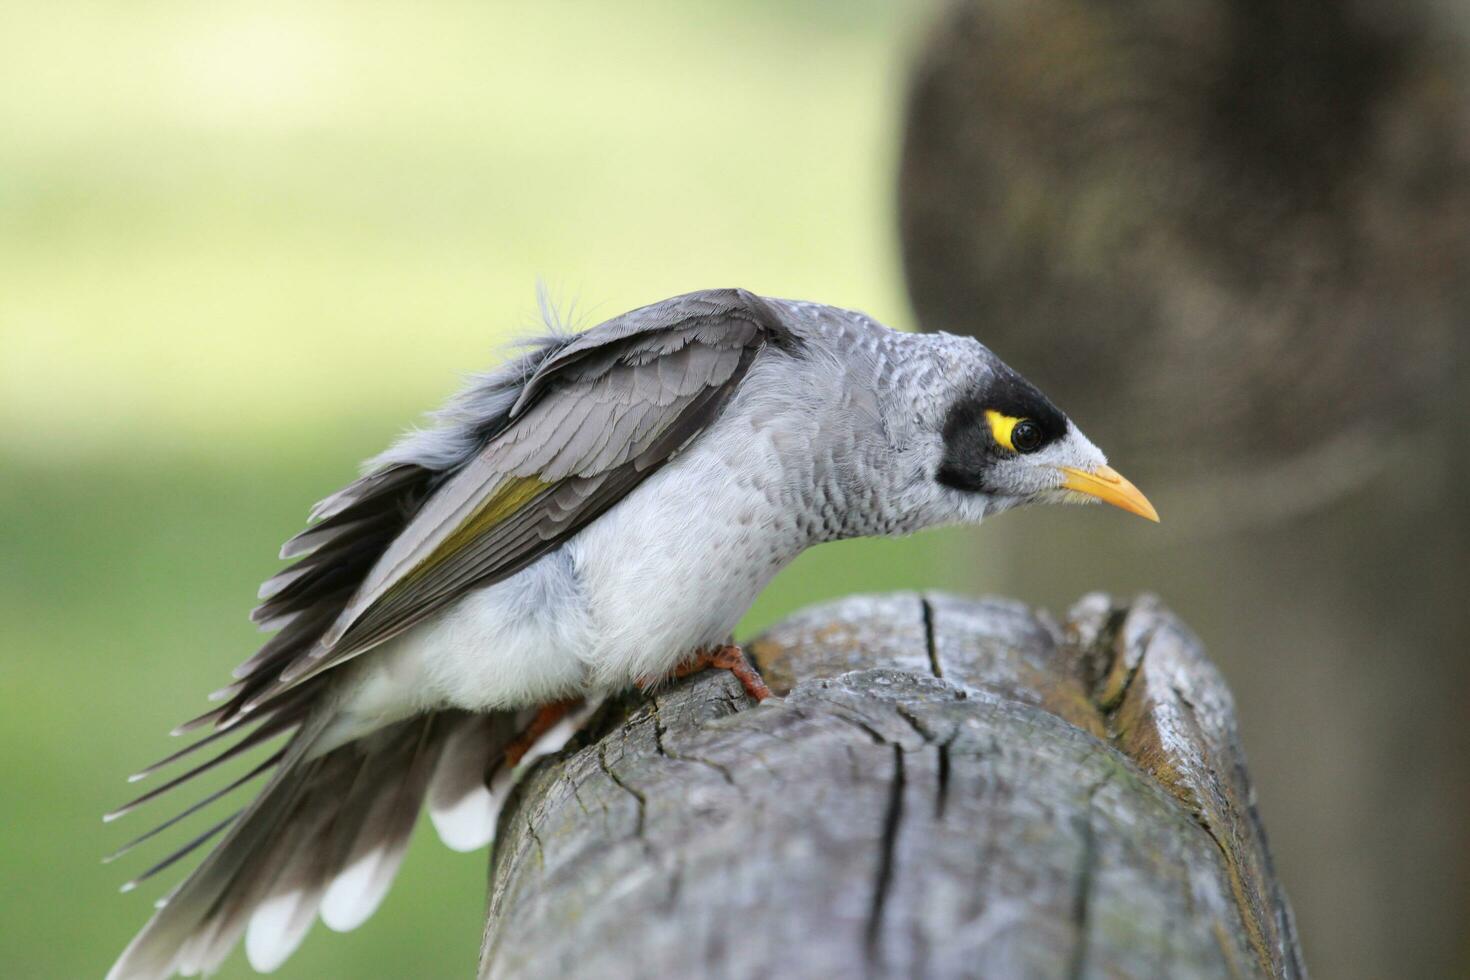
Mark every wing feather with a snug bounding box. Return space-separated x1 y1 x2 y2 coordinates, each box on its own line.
108 291 792 976
234 289 785 709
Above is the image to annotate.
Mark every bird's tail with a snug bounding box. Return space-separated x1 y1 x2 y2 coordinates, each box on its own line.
104 707 562 980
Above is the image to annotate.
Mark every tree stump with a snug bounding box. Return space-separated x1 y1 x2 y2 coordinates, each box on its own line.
479 593 1306 979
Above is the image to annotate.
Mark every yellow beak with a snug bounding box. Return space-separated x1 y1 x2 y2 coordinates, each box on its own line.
1057 465 1160 523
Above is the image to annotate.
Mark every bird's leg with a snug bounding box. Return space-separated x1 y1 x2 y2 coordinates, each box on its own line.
666 644 772 702
503 699 577 768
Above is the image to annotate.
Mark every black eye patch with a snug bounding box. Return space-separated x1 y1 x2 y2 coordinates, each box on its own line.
935 368 1069 492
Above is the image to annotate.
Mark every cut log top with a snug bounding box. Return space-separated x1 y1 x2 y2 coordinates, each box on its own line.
480 592 1307 979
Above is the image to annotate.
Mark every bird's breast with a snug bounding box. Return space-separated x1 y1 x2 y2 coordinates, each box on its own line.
569 410 822 690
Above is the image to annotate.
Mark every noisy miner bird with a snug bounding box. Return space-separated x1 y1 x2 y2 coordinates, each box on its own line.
106 288 1157 978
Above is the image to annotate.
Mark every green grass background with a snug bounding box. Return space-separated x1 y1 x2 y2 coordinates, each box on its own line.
0 3 973 976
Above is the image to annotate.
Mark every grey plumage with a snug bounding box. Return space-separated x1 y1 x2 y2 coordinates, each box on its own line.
107 289 791 978
106 288 1145 979
268 289 784 695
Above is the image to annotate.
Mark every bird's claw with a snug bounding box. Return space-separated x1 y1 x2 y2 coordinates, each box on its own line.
677 644 771 702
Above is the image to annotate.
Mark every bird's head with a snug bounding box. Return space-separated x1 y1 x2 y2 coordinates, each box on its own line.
916 340 1159 525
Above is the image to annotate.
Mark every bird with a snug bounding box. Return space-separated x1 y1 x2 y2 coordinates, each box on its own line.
105 288 1157 978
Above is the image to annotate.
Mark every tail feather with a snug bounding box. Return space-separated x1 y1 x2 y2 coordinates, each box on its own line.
106 709 334 980
240 741 371 973
107 712 435 980
119 810 242 894
176 784 331 978
109 700 598 978
106 757 278 866
427 698 600 853
427 712 528 852
320 723 440 932
243 821 335 972
106 727 290 824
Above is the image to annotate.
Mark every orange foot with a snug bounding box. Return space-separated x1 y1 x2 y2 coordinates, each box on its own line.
503 699 577 768
667 644 772 702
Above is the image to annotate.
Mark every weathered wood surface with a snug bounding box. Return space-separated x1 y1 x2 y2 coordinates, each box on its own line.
479 593 1306 979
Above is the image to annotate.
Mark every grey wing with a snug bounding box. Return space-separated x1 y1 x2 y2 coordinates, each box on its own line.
242 287 789 708
102 290 788 937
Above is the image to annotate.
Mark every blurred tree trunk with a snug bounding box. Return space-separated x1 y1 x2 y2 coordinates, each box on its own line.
897 3 1470 977
479 593 1305 979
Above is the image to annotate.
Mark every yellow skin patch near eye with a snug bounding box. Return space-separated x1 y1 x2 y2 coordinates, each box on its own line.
984 410 1027 452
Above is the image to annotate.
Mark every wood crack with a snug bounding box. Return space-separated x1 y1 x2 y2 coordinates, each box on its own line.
597 738 647 838
935 736 953 820
896 703 938 743
524 810 548 872
829 710 901 748
650 696 738 787
1067 773 1110 980
920 594 943 679
865 744 906 968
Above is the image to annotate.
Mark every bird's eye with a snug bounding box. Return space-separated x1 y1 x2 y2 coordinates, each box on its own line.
1011 420 1044 454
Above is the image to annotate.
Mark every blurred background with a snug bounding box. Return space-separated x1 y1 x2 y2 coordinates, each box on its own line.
2 1 1465 978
